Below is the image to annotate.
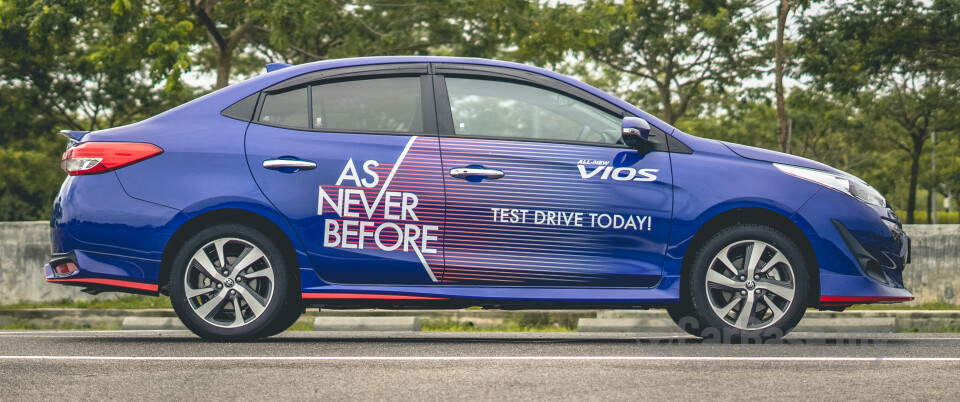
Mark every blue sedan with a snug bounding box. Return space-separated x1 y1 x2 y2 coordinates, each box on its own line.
48 56 913 341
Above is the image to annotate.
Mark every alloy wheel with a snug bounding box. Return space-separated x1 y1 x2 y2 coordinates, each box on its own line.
183 237 276 328
703 240 797 330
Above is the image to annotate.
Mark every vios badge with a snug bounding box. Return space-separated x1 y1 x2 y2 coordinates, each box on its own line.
578 163 659 182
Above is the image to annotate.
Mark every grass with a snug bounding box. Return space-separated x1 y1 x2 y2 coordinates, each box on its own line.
848 302 960 310
0 295 172 310
422 318 575 332
287 321 314 331
894 210 959 224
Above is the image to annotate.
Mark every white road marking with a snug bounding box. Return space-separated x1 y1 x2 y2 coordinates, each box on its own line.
0 356 959 362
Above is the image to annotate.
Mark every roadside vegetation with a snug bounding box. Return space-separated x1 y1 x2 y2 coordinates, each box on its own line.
0 296 172 310
848 302 960 310
0 0 958 223
422 318 575 332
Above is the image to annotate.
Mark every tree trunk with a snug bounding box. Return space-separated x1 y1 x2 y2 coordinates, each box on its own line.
906 135 924 224
656 81 675 124
215 49 233 90
775 0 790 153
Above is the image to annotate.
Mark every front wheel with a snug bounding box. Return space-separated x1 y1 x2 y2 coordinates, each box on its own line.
169 224 296 341
670 224 810 341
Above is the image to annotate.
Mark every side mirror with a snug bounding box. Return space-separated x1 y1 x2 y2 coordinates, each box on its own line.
621 117 652 152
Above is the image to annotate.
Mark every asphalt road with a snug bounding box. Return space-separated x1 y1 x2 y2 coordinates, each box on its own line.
2 331 959 400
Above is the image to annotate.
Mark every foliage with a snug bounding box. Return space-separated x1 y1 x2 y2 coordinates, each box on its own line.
0 148 63 221
517 0 772 125
0 0 957 223
166 0 537 88
797 0 960 222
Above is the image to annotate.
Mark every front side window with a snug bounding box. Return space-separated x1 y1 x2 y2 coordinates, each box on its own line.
444 78 622 144
311 77 423 133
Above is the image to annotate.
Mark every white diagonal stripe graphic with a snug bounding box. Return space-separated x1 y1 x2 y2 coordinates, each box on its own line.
363 136 418 219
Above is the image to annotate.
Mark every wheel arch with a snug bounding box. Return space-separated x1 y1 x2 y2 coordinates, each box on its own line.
158 208 302 295
679 207 820 304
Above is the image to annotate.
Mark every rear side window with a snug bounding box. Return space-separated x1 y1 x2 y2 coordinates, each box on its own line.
258 87 308 129
311 77 423 133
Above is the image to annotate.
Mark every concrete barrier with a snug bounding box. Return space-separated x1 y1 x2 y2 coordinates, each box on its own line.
901 225 960 304
0 221 134 304
1 221 958 305
314 316 421 331
121 317 187 330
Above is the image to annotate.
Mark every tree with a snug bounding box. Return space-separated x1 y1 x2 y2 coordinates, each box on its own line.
0 0 197 132
798 0 960 222
517 0 772 125
178 0 537 89
0 0 197 220
775 0 790 153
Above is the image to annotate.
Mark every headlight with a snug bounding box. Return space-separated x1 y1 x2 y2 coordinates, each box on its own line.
774 163 886 207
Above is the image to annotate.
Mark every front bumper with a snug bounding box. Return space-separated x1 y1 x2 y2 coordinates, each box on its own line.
795 188 914 306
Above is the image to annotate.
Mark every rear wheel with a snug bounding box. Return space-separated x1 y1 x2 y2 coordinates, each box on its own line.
169 224 299 341
671 224 809 341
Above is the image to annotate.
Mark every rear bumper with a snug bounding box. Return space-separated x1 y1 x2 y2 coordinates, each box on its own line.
45 251 160 296
48 173 183 296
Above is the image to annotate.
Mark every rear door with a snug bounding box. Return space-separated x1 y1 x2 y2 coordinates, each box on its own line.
245 65 446 285
434 66 674 287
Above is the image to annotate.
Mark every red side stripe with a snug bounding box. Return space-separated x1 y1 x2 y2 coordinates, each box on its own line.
47 277 158 292
820 296 914 303
302 293 448 300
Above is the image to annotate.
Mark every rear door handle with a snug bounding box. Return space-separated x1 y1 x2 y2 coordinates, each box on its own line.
449 166 504 180
263 158 317 172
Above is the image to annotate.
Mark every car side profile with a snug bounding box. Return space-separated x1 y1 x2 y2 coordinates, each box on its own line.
48 56 913 341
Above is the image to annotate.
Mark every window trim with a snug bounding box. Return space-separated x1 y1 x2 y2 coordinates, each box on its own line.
252 70 438 136
264 63 429 93
432 65 682 152
434 72 635 149
433 63 627 117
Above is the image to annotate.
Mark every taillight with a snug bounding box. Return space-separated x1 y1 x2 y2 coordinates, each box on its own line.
61 142 163 176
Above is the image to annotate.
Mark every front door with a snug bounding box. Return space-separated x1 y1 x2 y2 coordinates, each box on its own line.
245 70 446 285
435 74 673 287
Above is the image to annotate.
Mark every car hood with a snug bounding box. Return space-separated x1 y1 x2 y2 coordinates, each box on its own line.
721 141 845 175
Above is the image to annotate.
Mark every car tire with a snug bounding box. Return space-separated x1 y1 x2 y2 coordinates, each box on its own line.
262 298 303 337
169 224 297 341
671 224 809 342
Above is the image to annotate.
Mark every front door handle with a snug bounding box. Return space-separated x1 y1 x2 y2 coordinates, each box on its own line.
450 166 504 180
263 158 317 172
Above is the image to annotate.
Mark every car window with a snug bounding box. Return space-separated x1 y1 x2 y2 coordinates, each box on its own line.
311 77 423 133
444 78 622 144
258 87 309 129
